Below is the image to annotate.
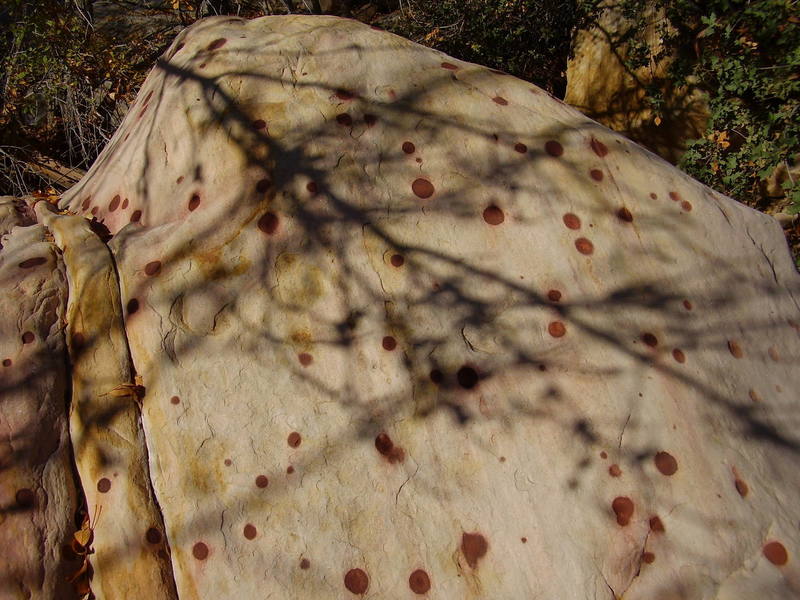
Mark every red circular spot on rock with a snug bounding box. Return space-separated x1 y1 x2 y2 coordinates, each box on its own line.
669 191 681 202
255 475 269 488
257 212 279 235
121 198 129 209
252 119 267 130
735 478 749 497
192 542 209 560
97 478 111 493
91 206 99 216
146 528 162 544
402 141 415 154
457 366 479 389
649 516 665 532
208 38 227 50
600 451 608 459
81 197 91 211
243 524 257 540
300 558 310 569
224 458 232 466
19 257 47 269
728 340 743 358
170 396 180 405
548 321 566 338
672 348 685 363
382 336 397 351
409 569 431 594
298 352 313 366
336 113 353 126
306 181 318 194
287 465 295 474
288 432 302 448
256 178 271 193
513 142 528 153
21 331 35 344
430 369 443 384
364 114 377 127
109 195 120 212
617 207 633 222
749 389 762 402
590 137 609 157
344 568 369 594
412 178 435 199
654 451 678 476
390 254 404 267
763 541 788 566
127 298 140 315
575 238 594 255
483 205 505 225
144 261 162 277
375 433 393 455
609 464 622 477
563 213 581 230
461 532 488 568
188 193 201 211
650 192 658 199
641 333 658 347
683 299 693 310
2 358 11 367
335 89 354 100
612 496 634 526
521 537 527 543
545 140 563 157
15 488 35 508
492 96 508 105
441 62 458 70
130 210 142 223
681 200 692 212
590 169 604 181
642 552 655 564
547 289 562 302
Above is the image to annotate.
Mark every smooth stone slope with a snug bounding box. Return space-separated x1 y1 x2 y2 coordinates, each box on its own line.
32 13 800 600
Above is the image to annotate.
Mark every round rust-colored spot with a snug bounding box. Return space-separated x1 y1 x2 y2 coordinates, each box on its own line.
612 496 634 526
306 181 318 194
683 299 693 310
344 568 369 594
255 475 269 488
492 96 508 105
170 396 180 405
680 200 693 212
288 432 302 448
748 388 762 402
642 552 655 564
429 369 444 384
409 569 431 594
97 478 111 493
763 541 788 566
600 451 608 459
461 532 488 568
335 89 355 100
641 333 658 347
590 169 604 181
728 340 744 358
649 516 665 532
514 142 527 153
735 478 749 497
768 346 780 362
224 458 232 466
192 542 209 560
252 119 267 130
412 178 435 199
672 348 686 363
130 209 142 223
441 62 458 70
457 366 479 389
609 464 622 477
390 253 404 267
521 537 527 543
547 289 562 302
146 528 162 544
256 178 271 193
590 137 608 157
298 352 313 367
243 524 257 540
121 198 129 209
483 205 505 225
91 206 99 216
402 141 415 154
2 358 11 367
382 336 397 351
575 238 594 255
375 433 393 455
654 451 678 476
669 191 681 202
109 195 120 212
563 213 581 230
286 465 295 474
257 212 279 235
127 298 140 314
617 207 633 222
19 257 47 269
545 140 564 157
81 197 91 210
300 558 310 569
188 193 201 211
15 488 35 508
21 331 35 344
208 38 227 50
336 113 353 126
144 261 162 276
548 321 566 338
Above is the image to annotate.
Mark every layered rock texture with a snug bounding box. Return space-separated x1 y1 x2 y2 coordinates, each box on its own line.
2 15 800 600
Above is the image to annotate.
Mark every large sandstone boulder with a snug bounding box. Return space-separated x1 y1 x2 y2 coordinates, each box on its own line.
3 15 800 600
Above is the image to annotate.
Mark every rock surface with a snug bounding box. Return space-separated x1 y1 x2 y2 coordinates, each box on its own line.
3 15 800 600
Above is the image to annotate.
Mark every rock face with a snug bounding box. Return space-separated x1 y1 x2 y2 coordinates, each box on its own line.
2 15 800 600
